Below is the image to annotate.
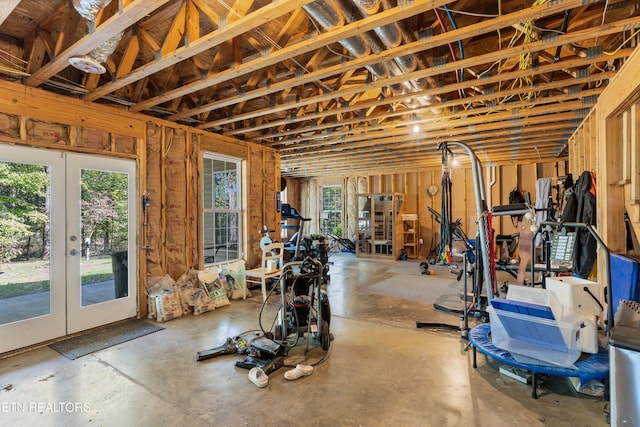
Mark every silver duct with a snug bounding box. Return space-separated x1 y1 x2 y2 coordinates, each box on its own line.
69 0 122 74
71 0 113 21
303 0 393 82
303 0 441 112
351 0 440 109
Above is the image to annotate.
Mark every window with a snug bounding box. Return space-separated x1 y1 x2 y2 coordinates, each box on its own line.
202 153 242 264
321 185 342 236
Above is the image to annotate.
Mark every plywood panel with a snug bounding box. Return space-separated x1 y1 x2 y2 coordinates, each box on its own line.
200 134 249 159
0 81 144 138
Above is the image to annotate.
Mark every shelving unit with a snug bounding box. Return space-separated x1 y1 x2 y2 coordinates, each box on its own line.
401 214 419 259
356 193 403 258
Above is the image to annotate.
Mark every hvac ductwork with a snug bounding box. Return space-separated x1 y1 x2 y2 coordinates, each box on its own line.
303 0 393 82
68 0 122 74
303 0 441 111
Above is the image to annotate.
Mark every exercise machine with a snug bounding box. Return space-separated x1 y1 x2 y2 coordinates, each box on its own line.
281 203 310 261
281 203 330 283
417 141 495 337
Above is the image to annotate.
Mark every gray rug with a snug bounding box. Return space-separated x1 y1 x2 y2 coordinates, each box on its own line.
49 319 164 360
365 273 464 307
386 260 425 276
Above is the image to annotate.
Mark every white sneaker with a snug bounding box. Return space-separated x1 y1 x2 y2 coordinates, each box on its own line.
284 364 314 380
248 367 268 388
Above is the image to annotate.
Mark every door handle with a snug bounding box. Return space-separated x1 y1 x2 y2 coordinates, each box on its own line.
69 249 78 256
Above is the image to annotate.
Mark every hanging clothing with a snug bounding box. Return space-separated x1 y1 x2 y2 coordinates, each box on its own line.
562 171 597 278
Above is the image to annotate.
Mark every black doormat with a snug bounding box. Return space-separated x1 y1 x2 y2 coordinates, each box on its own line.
49 319 164 360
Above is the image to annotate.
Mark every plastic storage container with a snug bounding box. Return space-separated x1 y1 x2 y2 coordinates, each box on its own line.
489 302 583 367
545 276 602 317
507 285 564 321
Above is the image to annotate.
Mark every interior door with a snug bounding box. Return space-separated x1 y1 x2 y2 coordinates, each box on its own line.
0 146 137 353
65 153 137 334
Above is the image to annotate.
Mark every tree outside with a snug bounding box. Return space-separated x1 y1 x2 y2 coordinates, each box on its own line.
0 161 129 297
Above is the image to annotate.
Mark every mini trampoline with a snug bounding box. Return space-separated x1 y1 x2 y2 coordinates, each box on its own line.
468 323 609 398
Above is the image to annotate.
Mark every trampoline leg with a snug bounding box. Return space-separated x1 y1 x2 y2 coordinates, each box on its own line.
472 346 477 369
531 373 538 399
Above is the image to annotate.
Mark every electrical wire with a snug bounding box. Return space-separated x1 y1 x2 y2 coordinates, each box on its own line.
604 29 640 56
442 5 465 83
435 7 497 18
433 8 465 101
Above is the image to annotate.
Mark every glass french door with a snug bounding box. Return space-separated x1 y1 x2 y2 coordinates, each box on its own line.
0 146 137 353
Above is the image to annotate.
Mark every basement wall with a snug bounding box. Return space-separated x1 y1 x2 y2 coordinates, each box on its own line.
0 80 279 316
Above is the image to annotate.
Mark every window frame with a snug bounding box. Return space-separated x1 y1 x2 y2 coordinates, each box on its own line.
320 184 342 236
201 152 243 266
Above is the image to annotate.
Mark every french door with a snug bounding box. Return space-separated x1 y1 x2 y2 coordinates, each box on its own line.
0 146 137 353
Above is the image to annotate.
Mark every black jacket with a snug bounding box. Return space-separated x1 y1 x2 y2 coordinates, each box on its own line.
561 171 597 278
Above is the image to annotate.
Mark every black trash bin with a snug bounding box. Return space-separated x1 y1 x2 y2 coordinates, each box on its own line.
111 251 129 298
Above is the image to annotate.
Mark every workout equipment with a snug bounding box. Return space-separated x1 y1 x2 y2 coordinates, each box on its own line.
326 233 356 253
258 225 275 250
419 262 435 275
425 207 475 267
469 323 608 399
281 203 311 261
281 203 331 283
417 142 494 337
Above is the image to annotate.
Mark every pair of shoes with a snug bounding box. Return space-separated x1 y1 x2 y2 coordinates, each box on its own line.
248 367 268 388
284 364 313 380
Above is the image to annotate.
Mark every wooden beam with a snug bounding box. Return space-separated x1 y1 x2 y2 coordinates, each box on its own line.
185 0 201 44
85 0 315 102
240 64 615 141
137 27 161 53
245 70 612 145
54 3 82 57
194 16 640 128
26 0 173 88
190 0 220 26
631 104 640 203
0 0 21 27
161 1 187 57
163 0 595 122
117 33 140 79
136 0 457 114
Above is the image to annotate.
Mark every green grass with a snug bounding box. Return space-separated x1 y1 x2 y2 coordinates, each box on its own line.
0 257 116 298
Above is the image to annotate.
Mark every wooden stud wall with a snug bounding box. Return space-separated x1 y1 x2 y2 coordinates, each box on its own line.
297 160 565 259
0 80 279 316
568 46 640 304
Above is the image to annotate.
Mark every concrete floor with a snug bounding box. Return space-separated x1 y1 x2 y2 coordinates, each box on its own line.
0 252 609 426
